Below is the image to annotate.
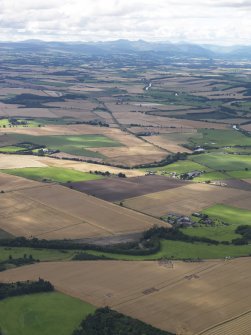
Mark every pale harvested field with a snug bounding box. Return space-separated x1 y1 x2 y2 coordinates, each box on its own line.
0 153 143 177
1 258 251 335
39 156 144 177
0 184 163 239
242 124 251 132
122 183 251 216
92 144 166 167
141 134 192 153
0 154 47 169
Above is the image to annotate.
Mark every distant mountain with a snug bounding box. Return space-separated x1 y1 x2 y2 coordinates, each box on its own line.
1 39 251 59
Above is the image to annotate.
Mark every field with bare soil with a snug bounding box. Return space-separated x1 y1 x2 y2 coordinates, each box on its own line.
65 175 188 202
122 183 251 216
1 258 251 335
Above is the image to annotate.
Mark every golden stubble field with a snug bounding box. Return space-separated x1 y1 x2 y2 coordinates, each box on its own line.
0 153 144 177
122 183 251 216
1 258 251 335
0 182 164 239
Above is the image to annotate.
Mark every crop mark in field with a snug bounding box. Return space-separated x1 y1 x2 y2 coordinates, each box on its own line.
142 287 159 295
34 221 88 238
184 274 200 280
113 261 223 309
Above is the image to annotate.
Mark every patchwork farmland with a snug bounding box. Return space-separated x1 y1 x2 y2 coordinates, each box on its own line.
0 178 164 239
1 40 251 335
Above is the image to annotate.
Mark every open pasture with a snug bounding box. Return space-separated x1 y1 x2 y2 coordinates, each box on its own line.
0 292 95 335
151 160 210 174
191 152 251 171
66 175 188 202
188 129 251 148
0 183 163 239
2 258 251 335
122 183 251 216
3 167 103 183
1 133 122 158
39 155 144 177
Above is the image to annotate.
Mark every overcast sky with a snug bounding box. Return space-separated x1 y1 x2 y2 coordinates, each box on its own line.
0 0 251 45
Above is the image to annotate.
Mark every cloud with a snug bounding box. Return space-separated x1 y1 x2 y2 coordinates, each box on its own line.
0 0 250 45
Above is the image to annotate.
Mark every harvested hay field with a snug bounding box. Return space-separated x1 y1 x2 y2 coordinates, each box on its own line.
122 183 251 216
2 258 251 335
39 156 144 177
0 154 47 169
0 184 163 239
141 134 192 153
0 154 144 178
66 175 188 202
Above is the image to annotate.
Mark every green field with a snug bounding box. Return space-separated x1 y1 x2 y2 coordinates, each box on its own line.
151 160 210 174
190 152 251 171
0 246 76 262
86 239 251 260
222 147 251 154
2 167 103 183
0 118 40 128
228 170 251 179
6 134 122 158
0 292 95 335
181 204 251 242
193 171 230 182
0 146 26 153
188 129 251 148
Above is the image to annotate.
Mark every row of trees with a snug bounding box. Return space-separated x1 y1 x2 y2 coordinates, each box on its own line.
0 278 54 300
73 307 173 335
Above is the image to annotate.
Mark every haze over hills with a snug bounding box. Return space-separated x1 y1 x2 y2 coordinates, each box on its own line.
1 39 251 59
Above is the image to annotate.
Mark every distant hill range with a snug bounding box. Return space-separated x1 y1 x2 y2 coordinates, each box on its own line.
1 39 251 59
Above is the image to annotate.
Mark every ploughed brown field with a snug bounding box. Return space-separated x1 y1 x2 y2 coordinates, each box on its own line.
0 182 165 239
0 172 42 192
122 183 251 216
65 175 189 202
1 258 251 335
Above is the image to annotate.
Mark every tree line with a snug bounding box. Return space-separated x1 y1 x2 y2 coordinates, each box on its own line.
73 307 174 335
0 278 54 300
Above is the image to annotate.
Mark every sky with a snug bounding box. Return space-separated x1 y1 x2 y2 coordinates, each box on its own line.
0 0 251 45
